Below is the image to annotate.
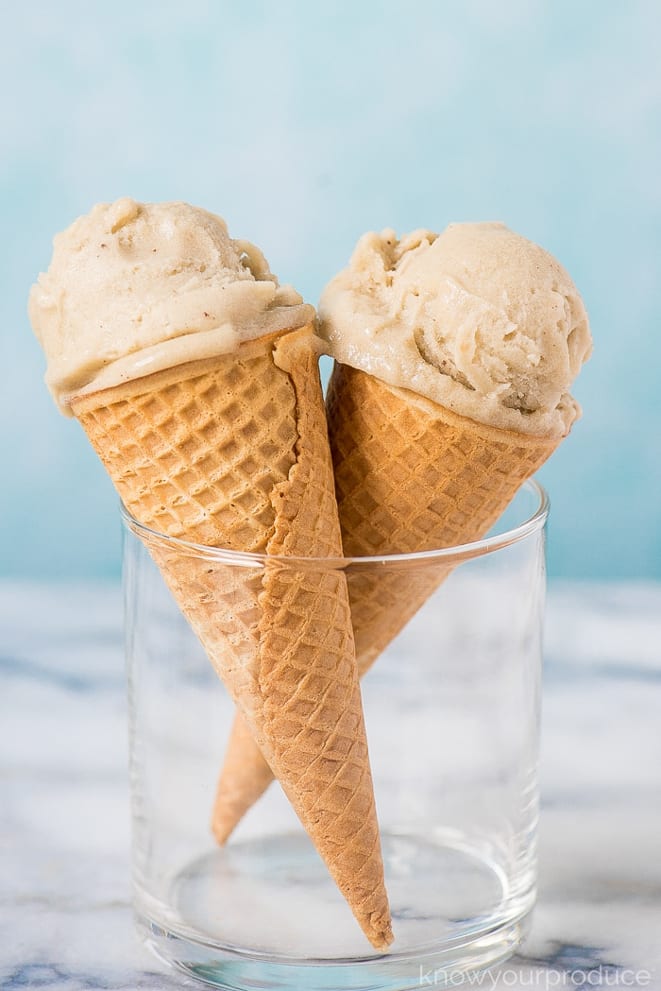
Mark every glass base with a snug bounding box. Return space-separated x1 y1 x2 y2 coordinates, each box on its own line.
135 831 534 989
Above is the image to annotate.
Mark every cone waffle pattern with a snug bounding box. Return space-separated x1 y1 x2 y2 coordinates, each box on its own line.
329 363 560 667
70 332 392 950
213 360 560 836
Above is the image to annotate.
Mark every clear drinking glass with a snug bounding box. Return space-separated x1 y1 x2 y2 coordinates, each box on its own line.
122 480 548 991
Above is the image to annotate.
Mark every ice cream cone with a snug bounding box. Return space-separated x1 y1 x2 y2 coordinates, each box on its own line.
69 328 392 950
327 362 561 661
211 359 562 840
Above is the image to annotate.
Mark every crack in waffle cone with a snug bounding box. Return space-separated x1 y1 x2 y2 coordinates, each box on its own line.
69 330 392 950
212 360 563 838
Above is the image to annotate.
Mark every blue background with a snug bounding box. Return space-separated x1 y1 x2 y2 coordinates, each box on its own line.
2 1 659 580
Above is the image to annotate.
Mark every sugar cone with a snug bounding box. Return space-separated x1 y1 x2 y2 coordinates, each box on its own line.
70 330 392 950
328 363 562 665
212 360 564 837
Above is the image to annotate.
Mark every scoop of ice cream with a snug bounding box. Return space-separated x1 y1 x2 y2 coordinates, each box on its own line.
29 198 313 412
318 222 592 436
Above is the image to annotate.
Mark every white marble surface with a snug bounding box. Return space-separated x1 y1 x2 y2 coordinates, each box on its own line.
1 581 660 990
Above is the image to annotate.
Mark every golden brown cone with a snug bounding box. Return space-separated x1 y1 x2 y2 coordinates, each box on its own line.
212 360 563 837
70 331 392 951
328 363 562 663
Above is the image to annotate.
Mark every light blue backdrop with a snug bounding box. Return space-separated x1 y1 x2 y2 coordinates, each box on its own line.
2 1 659 580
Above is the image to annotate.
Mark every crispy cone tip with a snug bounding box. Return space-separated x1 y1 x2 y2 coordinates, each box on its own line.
211 713 275 845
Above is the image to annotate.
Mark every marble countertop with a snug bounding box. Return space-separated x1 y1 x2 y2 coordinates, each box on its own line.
1 581 660 991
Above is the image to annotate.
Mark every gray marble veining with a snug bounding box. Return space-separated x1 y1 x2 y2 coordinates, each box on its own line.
1 581 660 990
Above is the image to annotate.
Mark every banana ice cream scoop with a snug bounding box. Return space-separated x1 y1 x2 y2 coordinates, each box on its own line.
318 222 592 437
29 197 313 412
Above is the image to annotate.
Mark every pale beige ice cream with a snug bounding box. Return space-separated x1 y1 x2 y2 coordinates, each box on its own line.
318 222 592 436
29 198 313 413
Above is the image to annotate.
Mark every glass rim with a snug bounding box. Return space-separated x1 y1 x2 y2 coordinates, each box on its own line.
120 479 549 571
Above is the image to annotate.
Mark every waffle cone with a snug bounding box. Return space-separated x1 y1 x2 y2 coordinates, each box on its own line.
70 330 392 950
213 360 562 837
328 363 561 666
